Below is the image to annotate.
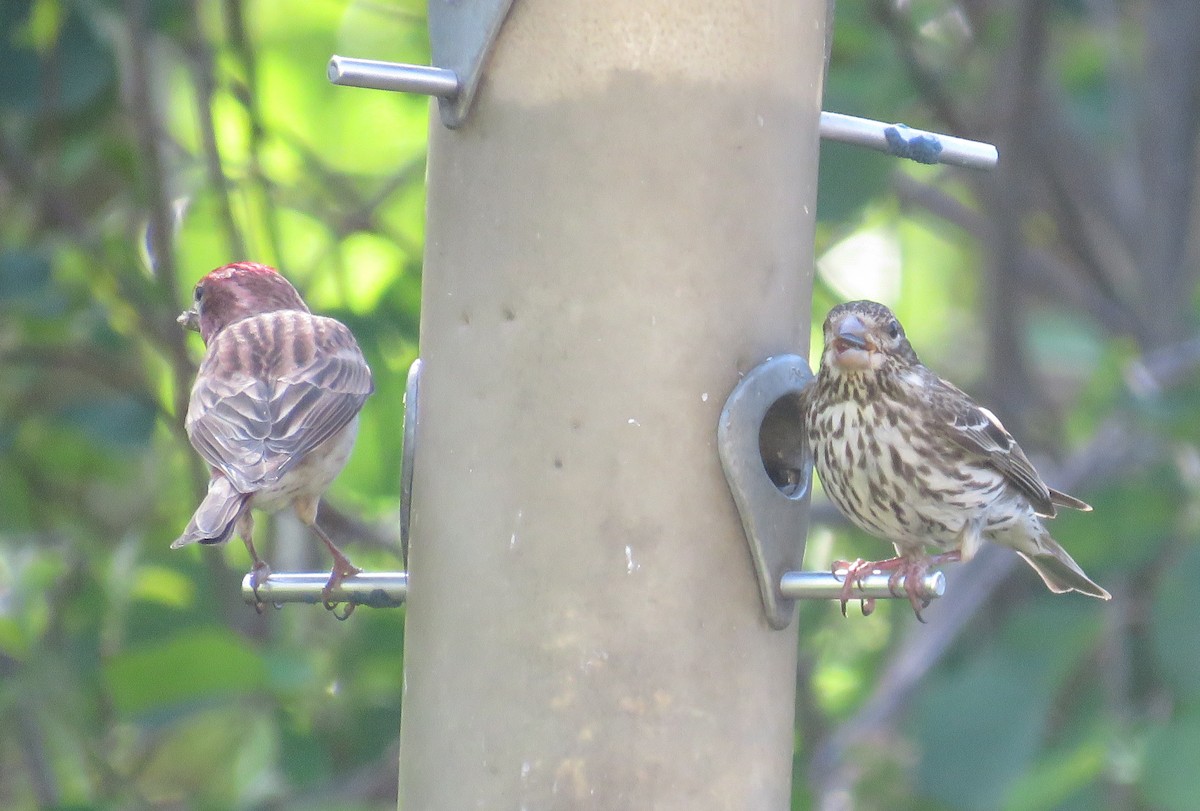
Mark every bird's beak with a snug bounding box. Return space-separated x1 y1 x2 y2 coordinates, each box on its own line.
836 314 870 349
831 314 874 370
178 308 200 332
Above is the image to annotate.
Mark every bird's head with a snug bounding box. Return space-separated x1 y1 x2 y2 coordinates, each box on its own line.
178 262 309 344
820 300 920 375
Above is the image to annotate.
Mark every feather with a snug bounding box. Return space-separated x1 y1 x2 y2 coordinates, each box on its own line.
185 311 373 494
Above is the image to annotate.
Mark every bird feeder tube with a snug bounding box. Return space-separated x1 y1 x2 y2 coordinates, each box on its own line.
241 569 942 609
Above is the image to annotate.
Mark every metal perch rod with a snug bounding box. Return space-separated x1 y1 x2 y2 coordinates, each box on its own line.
326 56 996 172
328 56 459 97
819 111 998 170
242 569 943 608
243 572 408 608
780 570 946 602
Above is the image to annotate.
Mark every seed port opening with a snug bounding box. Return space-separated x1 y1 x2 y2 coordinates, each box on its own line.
758 392 809 498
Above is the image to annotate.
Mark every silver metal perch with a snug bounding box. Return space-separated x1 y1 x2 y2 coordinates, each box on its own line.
780 570 945 602
328 54 998 170
328 0 514 127
241 568 941 612
328 56 459 98
819 111 998 170
243 572 408 609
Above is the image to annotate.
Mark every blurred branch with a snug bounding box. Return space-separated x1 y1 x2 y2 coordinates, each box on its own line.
1125 334 1200 397
0 131 86 233
811 545 1016 811
123 0 180 303
186 0 247 259
2 346 159 408
311 738 401 805
282 133 428 260
319 501 404 556
1030 107 1142 311
222 0 283 264
976 0 1049 427
15 704 58 808
893 173 1138 334
1136 0 1200 345
122 0 195 432
0 655 60 808
870 0 965 133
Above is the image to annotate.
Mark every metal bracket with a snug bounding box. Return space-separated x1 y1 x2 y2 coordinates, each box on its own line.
400 357 421 565
819 111 998 170
718 355 947 629
328 0 515 128
718 355 815 629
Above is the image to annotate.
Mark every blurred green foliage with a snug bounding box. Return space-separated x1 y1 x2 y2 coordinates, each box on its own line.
0 0 1197 809
1 1 422 807
802 2 1200 810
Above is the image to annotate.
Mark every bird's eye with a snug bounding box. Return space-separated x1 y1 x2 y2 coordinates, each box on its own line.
194 284 204 303
886 319 901 339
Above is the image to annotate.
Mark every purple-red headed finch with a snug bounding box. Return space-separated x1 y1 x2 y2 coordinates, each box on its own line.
173 262 373 613
805 300 1110 618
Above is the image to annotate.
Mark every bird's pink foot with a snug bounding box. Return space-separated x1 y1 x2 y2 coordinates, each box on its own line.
834 553 951 621
878 552 958 622
832 558 899 617
321 555 361 619
248 560 272 614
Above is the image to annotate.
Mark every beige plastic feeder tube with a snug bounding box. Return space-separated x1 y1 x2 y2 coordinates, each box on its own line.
399 1 826 807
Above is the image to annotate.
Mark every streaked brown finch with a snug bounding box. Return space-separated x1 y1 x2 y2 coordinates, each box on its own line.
173 262 373 614
805 300 1110 619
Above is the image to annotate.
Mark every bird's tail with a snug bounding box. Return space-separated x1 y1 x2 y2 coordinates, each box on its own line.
1048 487 1092 512
1016 531 1110 600
172 476 249 548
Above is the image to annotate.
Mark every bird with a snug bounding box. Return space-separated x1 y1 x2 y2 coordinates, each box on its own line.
172 261 373 616
804 299 1110 619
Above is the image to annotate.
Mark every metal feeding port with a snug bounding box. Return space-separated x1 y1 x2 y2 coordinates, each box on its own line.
718 354 945 629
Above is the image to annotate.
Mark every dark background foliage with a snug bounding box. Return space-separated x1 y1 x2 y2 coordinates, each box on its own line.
0 1 1197 808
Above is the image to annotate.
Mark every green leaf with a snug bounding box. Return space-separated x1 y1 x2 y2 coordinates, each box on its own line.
915 649 1049 810
1002 738 1107 811
0 250 51 298
817 141 893 223
1140 707 1200 811
914 600 1102 811
103 628 267 717
58 395 156 451
0 4 113 114
1151 544 1200 697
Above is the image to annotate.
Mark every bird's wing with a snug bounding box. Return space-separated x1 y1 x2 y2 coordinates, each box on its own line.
186 312 373 493
929 380 1057 517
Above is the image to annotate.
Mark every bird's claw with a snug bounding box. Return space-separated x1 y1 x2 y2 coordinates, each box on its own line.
249 560 272 614
885 559 934 622
833 558 880 617
833 555 936 620
320 562 362 618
